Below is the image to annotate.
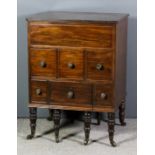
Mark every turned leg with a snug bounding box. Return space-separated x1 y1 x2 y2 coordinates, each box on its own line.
47 109 53 121
119 101 126 126
27 107 37 139
107 112 116 147
53 109 61 143
84 112 91 145
96 112 101 125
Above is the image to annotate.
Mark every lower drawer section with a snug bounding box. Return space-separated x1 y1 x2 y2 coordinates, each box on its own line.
29 80 114 111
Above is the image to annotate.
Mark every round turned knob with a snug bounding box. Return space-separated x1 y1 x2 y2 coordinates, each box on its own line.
67 91 74 99
68 63 75 69
96 64 103 70
100 93 107 99
36 88 42 95
40 61 46 68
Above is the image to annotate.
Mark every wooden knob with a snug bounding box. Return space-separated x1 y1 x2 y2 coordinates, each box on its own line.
67 91 74 99
68 63 75 69
100 93 107 99
40 61 46 68
96 64 103 70
36 88 42 95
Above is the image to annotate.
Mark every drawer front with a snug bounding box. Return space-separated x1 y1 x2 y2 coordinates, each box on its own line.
86 49 113 81
50 82 92 106
29 24 114 48
94 84 113 107
30 48 56 77
59 48 84 79
30 80 48 103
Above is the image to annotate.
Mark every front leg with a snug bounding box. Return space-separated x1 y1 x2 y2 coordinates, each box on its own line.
84 112 91 145
119 100 126 126
27 107 37 139
107 112 116 147
53 109 61 143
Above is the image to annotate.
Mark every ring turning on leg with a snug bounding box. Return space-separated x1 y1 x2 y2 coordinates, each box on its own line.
108 112 116 147
119 101 126 126
53 109 61 143
27 107 37 139
84 112 91 145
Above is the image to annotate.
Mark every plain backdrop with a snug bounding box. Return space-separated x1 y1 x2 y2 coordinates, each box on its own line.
17 0 137 118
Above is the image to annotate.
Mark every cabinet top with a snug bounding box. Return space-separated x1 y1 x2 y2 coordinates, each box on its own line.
26 11 128 23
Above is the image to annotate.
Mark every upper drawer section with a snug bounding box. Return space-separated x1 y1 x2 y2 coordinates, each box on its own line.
29 23 115 48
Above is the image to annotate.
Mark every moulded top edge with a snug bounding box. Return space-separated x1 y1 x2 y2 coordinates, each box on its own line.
26 11 129 23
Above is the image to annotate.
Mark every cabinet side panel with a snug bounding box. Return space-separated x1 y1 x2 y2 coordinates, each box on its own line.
114 17 128 109
27 21 31 104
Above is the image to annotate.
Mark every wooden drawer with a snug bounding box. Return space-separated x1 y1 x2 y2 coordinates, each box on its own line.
30 80 48 103
30 48 56 77
86 49 113 81
50 82 92 106
59 48 84 79
29 24 114 48
94 84 113 108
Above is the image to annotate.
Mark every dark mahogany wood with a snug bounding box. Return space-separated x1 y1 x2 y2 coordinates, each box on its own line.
30 48 57 77
84 112 91 145
27 107 37 139
59 48 84 79
93 84 113 112
50 82 92 108
107 112 116 147
29 23 114 48
30 80 48 103
53 109 61 143
27 11 128 146
86 49 114 81
114 17 128 110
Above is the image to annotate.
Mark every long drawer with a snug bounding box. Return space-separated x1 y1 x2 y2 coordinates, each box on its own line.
29 23 115 48
50 82 92 106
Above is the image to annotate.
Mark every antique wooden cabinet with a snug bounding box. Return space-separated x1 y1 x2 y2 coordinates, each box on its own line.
26 12 128 147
